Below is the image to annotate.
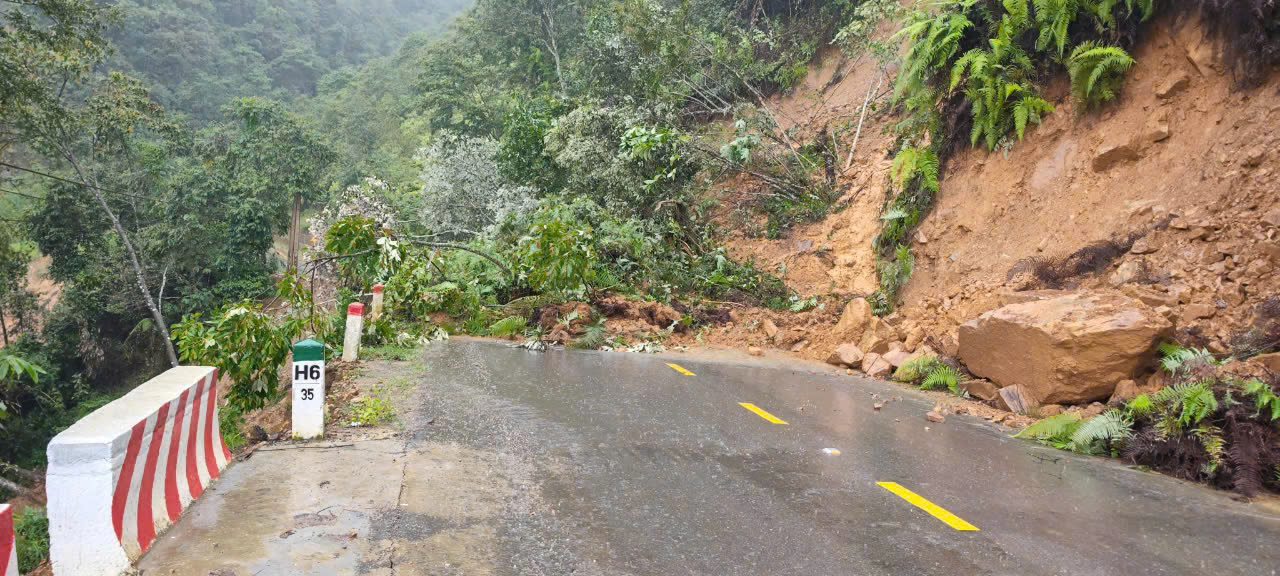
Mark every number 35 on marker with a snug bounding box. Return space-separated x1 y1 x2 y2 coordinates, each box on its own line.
292 359 325 438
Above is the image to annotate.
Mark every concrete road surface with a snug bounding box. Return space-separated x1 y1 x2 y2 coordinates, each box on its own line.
138 339 1280 575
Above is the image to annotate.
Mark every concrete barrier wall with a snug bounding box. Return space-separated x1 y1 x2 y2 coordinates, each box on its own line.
47 366 231 576
1 504 16 576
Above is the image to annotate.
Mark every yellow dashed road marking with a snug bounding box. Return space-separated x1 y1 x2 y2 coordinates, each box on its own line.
877 482 979 531
738 402 788 425
666 363 695 376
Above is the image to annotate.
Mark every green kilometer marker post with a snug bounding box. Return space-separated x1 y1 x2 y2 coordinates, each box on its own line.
292 338 326 439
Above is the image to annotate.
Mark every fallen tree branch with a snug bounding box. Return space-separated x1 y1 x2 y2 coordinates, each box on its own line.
404 239 512 276
843 70 884 173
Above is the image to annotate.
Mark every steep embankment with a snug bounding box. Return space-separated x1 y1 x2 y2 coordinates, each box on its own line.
717 15 1278 403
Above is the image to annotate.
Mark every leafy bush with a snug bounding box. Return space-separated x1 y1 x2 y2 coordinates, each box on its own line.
517 206 597 297
15 506 50 573
171 301 296 413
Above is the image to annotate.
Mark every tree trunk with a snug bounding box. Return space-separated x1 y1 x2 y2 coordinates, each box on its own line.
538 0 568 96
65 154 179 367
287 192 301 273
1 313 8 347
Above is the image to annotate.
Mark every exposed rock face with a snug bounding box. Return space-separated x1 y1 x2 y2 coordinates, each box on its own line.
958 292 1174 405
959 379 1000 403
1092 133 1143 171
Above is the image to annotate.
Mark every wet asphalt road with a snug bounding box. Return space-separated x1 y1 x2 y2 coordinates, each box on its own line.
140 339 1280 575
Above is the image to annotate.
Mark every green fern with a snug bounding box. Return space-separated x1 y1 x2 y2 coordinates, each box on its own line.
1067 41 1135 106
1153 380 1219 435
894 354 943 383
1091 0 1157 30
950 6 1053 150
571 315 608 350
1157 342 1216 375
889 146 939 194
1069 409 1133 454
893 2 977 101
1240 378 1280 421
1034 0 1084 56
1193 424 1225 476
1014 412 1083 447
488 316 528 337
1124 393 1153 419
924 365 964 396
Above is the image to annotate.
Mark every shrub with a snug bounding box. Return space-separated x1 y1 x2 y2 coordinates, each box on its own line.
171 301 295 413
15 506 50 573
517 206 597 297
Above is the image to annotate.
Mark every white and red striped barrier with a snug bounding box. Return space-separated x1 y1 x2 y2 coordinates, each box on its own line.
1 504 16 576
46 366 231 576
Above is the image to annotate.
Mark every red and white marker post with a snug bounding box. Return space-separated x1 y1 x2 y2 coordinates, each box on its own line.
371 284 385 321
342 302 364 362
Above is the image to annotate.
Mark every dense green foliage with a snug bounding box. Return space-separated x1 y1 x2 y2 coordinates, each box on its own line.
1015 343 1280 495
107 0 471 125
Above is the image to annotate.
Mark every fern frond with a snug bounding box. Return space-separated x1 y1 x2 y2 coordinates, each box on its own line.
894 354 942 383
1124 393 1153 419
921 364 960 392
1067 42 1135 107
1069 409 1133 454
488 316 528 337
1014 412 1083 442
571 315 607 350
1033 0 1083 56
1194 424 1226 476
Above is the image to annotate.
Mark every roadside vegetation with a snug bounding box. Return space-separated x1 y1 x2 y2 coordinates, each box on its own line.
1016 342 1280 496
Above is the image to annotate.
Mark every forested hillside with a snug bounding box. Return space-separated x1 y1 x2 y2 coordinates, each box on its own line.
4 1 1280 565
107 0 470 124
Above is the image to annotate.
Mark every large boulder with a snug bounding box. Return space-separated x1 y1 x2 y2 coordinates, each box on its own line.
861 353 893 379
859 318 900 355
826 343 864 367
833 298 874 343
958 292 1173 405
